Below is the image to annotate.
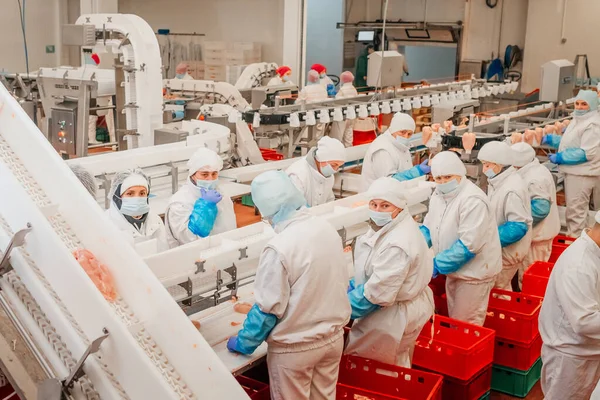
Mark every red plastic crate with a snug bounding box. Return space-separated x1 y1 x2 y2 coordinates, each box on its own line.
433 294 448 317
521 262 554 298
484 289 543 343
337 355 443 400
259 148 284 161
353 130 377 146
548 235 576 263
412 316 495 381
236 376 270 400
494 335 542 371
428 275 446 297
416 364 492 400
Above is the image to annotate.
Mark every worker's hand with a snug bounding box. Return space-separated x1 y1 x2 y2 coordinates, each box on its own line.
226 336 240 353
200 188 222 204
418 159 431 175
548 153 560 164
347 278 356 294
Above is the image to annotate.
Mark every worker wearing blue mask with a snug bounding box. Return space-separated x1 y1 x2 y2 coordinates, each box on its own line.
542 90 600 237
175 62 194 80
345 177 434 367
420 152 502 325
286 136 346 207
361 112 430 190
165 148 236 247
106 168 169 253
227 171 351 400
477 141 532 291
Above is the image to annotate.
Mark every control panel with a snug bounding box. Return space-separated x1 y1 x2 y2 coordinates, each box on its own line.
49 105 77 156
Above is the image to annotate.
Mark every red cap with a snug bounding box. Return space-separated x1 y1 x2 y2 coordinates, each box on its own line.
91 53 100 65
276 66 291 77
311 64 326 74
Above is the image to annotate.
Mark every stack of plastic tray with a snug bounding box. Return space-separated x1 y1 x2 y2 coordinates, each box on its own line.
485 289 544 398
413 316 495 400
337 355 443 399
548 234 576 263
235 376 270 400
521 261 554 297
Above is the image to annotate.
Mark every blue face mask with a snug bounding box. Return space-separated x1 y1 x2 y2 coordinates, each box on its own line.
321 164 336 177
395 135 412 148
176 73 186 79
484 168 497 179
120 197 150 217
195 179 217 190
437 179 460 194
282 75 290 82
320 73 327 78
369 210 394 227
574 109 590 117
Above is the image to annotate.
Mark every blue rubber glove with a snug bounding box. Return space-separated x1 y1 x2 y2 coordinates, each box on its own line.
432 263 440 279
188 194 219 238
227 304 278 355
554 148 587 165
348 284 380 320
392 166 424 182
548 153 559 164
498 221 529 247
200 188 222 204
433 239 476 275
327 84 337 97
542 134 562 148
531 198 551 224
419 225 432 248
347 278 356 293
418 159 431 175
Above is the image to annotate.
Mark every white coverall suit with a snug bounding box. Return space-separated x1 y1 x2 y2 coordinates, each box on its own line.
361 131 414 190
106 204 170 254
487 167 533 290
256 212 351 400
559 110 600 237
516 158 560 285
331 83 359 147
423 178 502 326
539 231 600 400
164 179 236 247
286 148 335 207
345 209 435 367
296 84 329 141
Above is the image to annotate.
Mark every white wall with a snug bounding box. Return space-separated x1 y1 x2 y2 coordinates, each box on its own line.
522 0 600 93
118 0 285 64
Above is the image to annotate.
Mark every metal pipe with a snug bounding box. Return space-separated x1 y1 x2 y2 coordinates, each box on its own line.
560 0 568 44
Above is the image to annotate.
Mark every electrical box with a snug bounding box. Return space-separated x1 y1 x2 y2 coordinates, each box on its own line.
154 128 189 145
540 59 575 102
367 51 404 88
62 24 96 46
49 105 77 156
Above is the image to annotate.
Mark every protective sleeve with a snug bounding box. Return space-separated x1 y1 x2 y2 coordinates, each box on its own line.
392 165 424 182
555 270 600 340
253 247 291 319
232 304 278 354
457 197 492 255
370 149 400 180
498 221 529 247
348 284 380 319
166 202 200 245
419 225 432 248
531 198 551 224
542 134 562 148
363 246 411 307
187 199 218 238
504 192 533 227
434 239 476 274
556 148 587 165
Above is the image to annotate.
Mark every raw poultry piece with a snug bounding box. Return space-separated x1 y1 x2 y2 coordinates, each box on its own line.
524 129 535 145
72 249 117 302
233 302 253 315
432 123 441 133
534 127 544 145
510 131 523 144
192 320 201 330
422 126 433 146
462 132 476 154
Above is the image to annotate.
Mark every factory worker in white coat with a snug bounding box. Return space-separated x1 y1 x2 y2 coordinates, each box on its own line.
106 169 169 253
420 152 502 326
477 141 532 291
539 210 600 400
543 90 600 237
345 177 434 367
69 164 97 197
286 136 345 207
296 70 328 104
330 71 359 147
512 143 560 286
227 170 351 400
165 148 236 247
361 112 431 190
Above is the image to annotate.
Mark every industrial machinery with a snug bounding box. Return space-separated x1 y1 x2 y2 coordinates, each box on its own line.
540 59 575 102
366 50 405 87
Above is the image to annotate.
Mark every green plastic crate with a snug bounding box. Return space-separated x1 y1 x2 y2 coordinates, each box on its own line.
478 391 490 400
491 357 542 398
241 194 254 207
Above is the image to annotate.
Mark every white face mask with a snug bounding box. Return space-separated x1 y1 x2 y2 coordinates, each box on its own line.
120 197 150 217
395 136 412 148
484 169 497 179
321 164 336 177
437 179 460 194
195 179 217 190
369 210 394 227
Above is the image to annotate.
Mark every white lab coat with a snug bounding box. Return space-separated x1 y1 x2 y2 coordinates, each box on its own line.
361 131 413 190
487 167 533 290
345 210 434 367
319 75 334 89
296 84 328 104
539 231 600 399
105 204 170 253
286 148 334 207
335 83 358 99
164 179 236 248
267 76 294 87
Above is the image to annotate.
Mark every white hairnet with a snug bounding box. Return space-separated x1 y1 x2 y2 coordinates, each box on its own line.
109 168 149 198
69 164 97 197
187 148 223 177
251 170 306 221
307 70 320 83
477 141 514 166
511 142 536 167
431 151 466 178
315 137 346 162
367 177 408 209
388 112 416 134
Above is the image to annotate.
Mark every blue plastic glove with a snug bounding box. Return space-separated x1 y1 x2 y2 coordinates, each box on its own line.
542 134 562 148
554 148 587 165
348 284 380 320
548 153 559 164
188 196 219 238
227 304 278 355
531 198 551 224
498 221 529 247
392 165 424 182
419 225 432 248
432 263 440 279
418 159 431 175
433 239 476 275
200 188 222 204
347 278 356 293
327 84 337 97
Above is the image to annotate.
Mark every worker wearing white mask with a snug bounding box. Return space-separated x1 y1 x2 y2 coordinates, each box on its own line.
477 141 532 291
331 71 359 147
296 69 328 104
361 112 430 190
227 171 351 400
267 66 294 87
420 152 502 325
511 143 560 285
345 177 434 367
286 136 345 207
539 210 600 400
106 169 169 253
543 90 600 237
165 148 236 247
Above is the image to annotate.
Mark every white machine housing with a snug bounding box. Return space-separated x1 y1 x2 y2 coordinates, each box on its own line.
367 51 405 87
540 59 575 102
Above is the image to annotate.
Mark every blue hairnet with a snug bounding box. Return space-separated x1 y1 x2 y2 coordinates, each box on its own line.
251 170 306 223
575 90 599 110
